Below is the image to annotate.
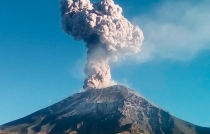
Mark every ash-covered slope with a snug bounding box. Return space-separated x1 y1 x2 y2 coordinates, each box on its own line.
0 85 209 134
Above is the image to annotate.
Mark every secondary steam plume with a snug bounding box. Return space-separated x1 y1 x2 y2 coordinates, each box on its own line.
60 0 144 90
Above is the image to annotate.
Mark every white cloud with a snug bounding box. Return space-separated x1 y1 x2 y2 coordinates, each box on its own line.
114 78 132 88
133 0 210 62
68 58 85 79
48 99 53 103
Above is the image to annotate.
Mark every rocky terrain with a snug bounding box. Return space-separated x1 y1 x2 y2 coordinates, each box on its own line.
0 85 210 134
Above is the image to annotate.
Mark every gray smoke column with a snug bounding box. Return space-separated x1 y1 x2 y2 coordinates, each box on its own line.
60 0 144 90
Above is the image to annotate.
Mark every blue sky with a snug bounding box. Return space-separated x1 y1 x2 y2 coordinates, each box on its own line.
0 0 210 127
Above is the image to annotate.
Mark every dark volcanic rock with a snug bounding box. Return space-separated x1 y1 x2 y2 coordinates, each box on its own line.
0 85 209 134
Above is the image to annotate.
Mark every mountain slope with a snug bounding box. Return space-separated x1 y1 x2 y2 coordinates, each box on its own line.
0 85 209 134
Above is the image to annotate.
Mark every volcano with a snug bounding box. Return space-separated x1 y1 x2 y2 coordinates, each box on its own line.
0 85 209 134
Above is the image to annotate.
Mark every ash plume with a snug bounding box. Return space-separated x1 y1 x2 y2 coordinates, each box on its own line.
60 0 144 90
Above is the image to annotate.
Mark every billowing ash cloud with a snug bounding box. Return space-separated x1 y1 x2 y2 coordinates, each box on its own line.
60 0 144 90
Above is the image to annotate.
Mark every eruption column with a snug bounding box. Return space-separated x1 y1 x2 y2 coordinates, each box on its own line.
60 0 144 90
